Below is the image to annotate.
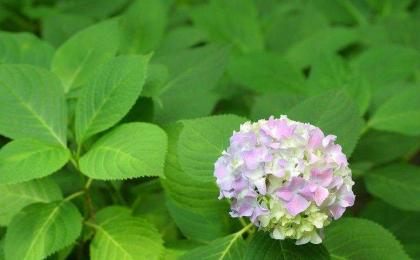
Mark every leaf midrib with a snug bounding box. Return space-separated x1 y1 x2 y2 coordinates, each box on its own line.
22 202 63 260
0 79 65 147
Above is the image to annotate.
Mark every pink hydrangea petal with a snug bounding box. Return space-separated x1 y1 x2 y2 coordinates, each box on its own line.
329 205 346 220
313 186 329 206
308 128 324 149
277 189 293 201
286 194 310 216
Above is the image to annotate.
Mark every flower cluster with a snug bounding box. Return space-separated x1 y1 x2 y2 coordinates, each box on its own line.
214 115 355 244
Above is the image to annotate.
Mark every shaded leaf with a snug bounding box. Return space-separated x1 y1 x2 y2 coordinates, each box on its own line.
52 20 121 93
352 130 420 165
228 52 305 94
244 231 329 260
368 87 420 136
153 44 229 123
360 200 420 259
119 0 167 54
365 163 420 211
191 0 263 53
324 218 409 260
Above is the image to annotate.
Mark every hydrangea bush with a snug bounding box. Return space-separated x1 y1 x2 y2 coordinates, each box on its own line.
0 0 419 259
215 116 355 244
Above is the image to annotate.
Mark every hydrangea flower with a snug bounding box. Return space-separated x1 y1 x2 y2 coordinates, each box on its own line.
214 115 355 245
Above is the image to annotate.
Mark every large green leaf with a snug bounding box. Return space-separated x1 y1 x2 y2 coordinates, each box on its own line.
191 0 263 53
288 91 363 156
368 87 420 136
89 207 163 260
0 139 70 185
365 163 420 211
119 0 167 54
5 201 82 260
244 231 329 260
228 52 305 94
75 55 149 145
41 12 94 47
286 27 359 69
0 32 54 68
0 65 67 146
153 44 230 123
351 45 420 91
324 218 410 260
352 130 420 165
361 200 420 259
306 54 370 115
251 93 303 121
55 0 128 20
163 115 247 242
265 3 329 52
0 178 62 225
181 228 248 260
52 20 121 93
80 123 167 180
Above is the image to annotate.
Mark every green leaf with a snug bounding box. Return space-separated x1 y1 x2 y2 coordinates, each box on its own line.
368 87 420 136
75 55 149 145
80 123 167 180
365 163 420 211
0 178 62 226
0 139 70 185
5 201 82 260
163 115 247 242
288 91 363 156
0 32 54 68
351 45 420 91
306 54 370 115
95 206 132 225
0 239 3 260
163 240 202 260
244 231 329 260
177 115 247 181
55 0 128 20
251 93 303 121
264 3 329 52
153 44 230 123
156 26 207 55
361 200 420 259
52 20 121 93
286 27 359 69
324 218 410 260
0 65 67 146
119 0 167 54
191 0 263 53
89 207 163 260
41 12 94 47
181 228 249 260
352 130 420 165
228 52 305 94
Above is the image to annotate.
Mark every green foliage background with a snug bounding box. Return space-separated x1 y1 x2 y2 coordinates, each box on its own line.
0 0 419 259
